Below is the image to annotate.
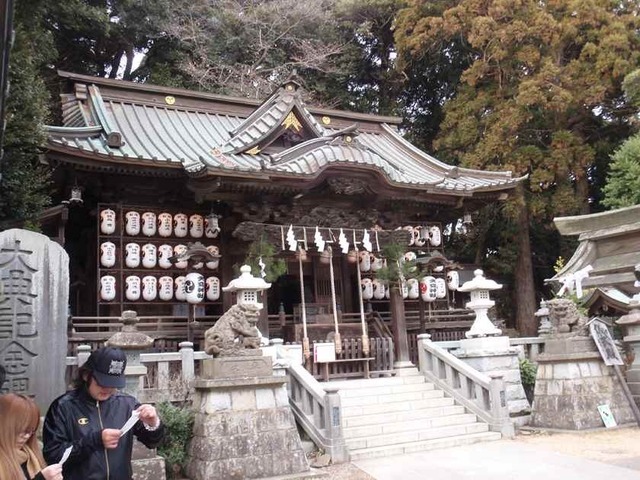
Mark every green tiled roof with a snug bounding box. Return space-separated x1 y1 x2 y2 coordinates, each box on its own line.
46 72 524 194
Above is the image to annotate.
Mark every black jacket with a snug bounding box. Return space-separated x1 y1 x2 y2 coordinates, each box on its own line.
42 389 165 480
21 463 44 480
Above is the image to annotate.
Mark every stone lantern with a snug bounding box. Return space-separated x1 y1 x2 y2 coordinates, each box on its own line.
223 264 271 310
458 269 502 338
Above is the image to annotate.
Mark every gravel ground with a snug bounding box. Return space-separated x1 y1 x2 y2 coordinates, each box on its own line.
309 426 640 479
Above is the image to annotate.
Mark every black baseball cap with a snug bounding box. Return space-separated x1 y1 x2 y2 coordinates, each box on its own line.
86 347 127 388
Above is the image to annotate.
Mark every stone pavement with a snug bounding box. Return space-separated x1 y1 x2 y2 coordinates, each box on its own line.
350 429 640 480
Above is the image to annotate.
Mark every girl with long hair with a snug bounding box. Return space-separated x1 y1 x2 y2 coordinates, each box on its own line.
0 394 63 480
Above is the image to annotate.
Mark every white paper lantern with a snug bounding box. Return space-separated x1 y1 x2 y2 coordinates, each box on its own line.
174 213 188 238
401 280 409 299
420 276 437 302
407 278 420 299
157 244 173 269
372 278 386 299
124 243 141 268
100 242 116 268
142 276 157 301
185 272 205 304
174 244 187 269
158 276 174 301
100 275 116 301
100 209 116 235
174 276 187 301
124 211 140 236
157 212 173 237
125 275 141 301
141 243 157 269
414 226 426 247
446 271 460 291
141 212 157 237
361 278 374 300
206 245 220 270
435 278 447 298
429 226 442 247
403 226 415 246
206 276 221 301
370 255 384 271
358 251 371 272
204 215 221 238
189 214 204 238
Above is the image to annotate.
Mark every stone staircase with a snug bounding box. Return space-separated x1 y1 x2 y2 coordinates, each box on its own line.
325 371 502 461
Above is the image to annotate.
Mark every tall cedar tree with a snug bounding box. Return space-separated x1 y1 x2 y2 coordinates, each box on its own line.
0 1 53 227
396 0 640 334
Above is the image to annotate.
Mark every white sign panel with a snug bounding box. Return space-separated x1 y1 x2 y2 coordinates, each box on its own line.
589 318 624 366
314 342 336 363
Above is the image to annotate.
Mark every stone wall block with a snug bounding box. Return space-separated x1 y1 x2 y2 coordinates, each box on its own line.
546 379 562 396
231 388 257 410
255 387 276 409
534 380 547 396
205 391 231 413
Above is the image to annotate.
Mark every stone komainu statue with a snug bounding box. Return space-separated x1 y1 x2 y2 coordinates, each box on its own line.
204 304 262 357
545 298 588 336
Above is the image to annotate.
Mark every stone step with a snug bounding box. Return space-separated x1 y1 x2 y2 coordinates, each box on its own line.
324 374 425 391
349 431 502 461
342 404 467 428
342 394 453 417
339 387 444 407
345 421 490 450
344 413 479 439
337 381 435 398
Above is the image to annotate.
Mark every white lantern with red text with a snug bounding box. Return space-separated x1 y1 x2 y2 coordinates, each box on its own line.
174 213 188 238
419 276 437 302
189 214 204 238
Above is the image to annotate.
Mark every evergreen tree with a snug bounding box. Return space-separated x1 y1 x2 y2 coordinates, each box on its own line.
0 1 53 227
396 0 640 334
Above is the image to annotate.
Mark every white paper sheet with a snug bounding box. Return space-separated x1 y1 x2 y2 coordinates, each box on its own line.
59 445 73 465
119 410 140 437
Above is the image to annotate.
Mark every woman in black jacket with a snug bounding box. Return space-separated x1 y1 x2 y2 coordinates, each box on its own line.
43 347 165 480
0 393 63 480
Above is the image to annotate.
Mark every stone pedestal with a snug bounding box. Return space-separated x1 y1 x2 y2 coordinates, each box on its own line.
617 301 640 407
453 336 531 426
531 336 636 430
186 356 310 480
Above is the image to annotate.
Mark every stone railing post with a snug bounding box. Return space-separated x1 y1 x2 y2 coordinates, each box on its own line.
77 345 92 367
323 386 349 463
488 373 514 437
416 333 431 373
179 341 195 384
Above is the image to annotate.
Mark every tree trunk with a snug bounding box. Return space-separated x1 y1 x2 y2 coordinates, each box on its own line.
390 284 411 366
514 191 538 336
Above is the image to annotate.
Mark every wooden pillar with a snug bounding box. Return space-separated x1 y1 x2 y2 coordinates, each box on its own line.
390 286 412 367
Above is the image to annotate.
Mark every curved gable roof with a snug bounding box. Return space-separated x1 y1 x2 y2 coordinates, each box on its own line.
45 71 524 195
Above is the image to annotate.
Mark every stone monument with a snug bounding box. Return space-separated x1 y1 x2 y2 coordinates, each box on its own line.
0 229 69 411
452 269 530 427
186 266 312 480
531 298 636 429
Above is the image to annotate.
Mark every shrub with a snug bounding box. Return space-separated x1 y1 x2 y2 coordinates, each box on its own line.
156 401 195 479
519 358 537 404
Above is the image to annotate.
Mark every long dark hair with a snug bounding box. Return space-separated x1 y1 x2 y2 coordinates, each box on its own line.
72 363 94 390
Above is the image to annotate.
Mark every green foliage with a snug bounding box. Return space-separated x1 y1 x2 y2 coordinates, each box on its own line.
374 241 418 284
241 237 287 283
519 358 537 388
0 5 53 226
601 135 640 209
156 401 194 479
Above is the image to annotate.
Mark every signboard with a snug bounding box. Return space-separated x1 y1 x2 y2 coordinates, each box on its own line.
314 342 336 363
589 318 624 366
597 405 617 428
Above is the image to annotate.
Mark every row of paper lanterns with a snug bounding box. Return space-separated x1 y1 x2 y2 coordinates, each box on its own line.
401 225 442 247
362 271 460 301
100 242 220 269
99 209 221 238
99 273 219 303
